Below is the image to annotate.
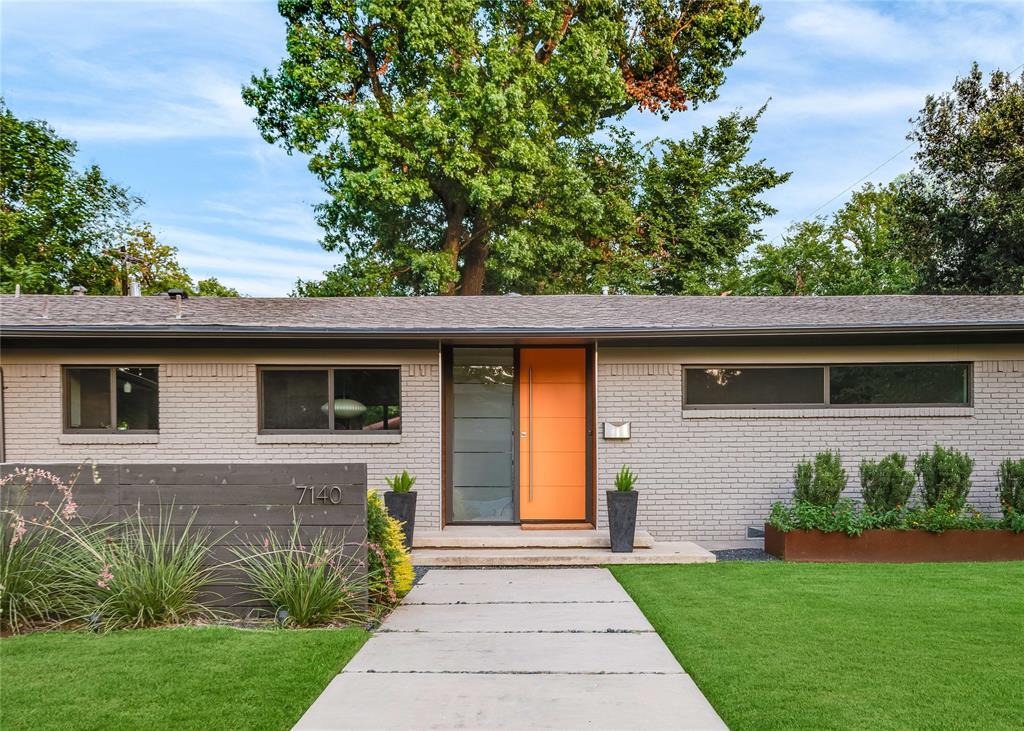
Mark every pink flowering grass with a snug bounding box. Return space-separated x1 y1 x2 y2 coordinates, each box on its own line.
229 522 367 627
87 504 221 631
0 463 109 633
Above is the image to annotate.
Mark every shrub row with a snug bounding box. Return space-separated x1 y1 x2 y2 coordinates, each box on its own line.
771 450 1024 536
1 467 412 634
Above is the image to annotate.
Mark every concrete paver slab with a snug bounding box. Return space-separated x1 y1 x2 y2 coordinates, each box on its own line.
405 573 632 604
380 598 653 633
295 568 726 730
413 568 614 585
411 541 715 566
294 672 727 730
345 631 683 674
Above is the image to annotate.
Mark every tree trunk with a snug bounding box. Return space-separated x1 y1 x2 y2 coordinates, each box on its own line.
441 203 466 296
459 226 489 296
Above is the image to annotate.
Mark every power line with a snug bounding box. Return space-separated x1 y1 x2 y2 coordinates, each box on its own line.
766 60 1024 244
803 141 915 220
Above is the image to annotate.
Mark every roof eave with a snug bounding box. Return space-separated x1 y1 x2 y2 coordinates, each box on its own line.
2 322 1023 340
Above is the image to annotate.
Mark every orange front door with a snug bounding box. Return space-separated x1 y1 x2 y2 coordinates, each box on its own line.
518 348 588 521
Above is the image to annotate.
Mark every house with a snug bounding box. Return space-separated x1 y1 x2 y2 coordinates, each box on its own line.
1 293 1022 542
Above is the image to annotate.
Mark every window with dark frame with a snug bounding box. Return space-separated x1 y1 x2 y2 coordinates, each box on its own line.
260 367 401 433
64 367 159 432
683 363 971 408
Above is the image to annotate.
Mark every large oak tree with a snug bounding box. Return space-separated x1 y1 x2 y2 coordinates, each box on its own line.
245 0 764 295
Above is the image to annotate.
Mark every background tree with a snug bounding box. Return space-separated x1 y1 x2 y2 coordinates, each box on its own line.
732 183 918 295
893 64 1024 294
195 277 241 297
0 102 230 296
2 100 138 293
246 0 764 296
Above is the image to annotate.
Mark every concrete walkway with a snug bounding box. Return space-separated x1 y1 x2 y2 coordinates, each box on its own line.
294 568 726 730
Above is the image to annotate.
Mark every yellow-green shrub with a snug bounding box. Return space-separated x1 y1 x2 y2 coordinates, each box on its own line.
366 490 413 605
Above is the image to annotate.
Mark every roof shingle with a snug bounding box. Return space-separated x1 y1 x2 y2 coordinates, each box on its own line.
2 294 1023 337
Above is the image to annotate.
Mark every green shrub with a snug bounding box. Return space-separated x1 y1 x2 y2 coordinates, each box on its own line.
384 470 417 494
769 499 885 537
914 445 974 510
366 491 413 606
860 453 915 512
768 500 1003 537
793 451 847 506
905 504 1000 534
997 458 1024 517
614 466 637 492
232 523 366 627
87 506 220 631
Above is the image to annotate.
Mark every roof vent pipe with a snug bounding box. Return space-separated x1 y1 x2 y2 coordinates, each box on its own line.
71 285 86 296
601 286 610 296
129 276 142 297
166 288 188 300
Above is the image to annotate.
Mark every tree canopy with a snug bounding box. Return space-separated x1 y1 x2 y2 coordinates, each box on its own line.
715 64 1023 297
728 183 918 296
247 0 765 295
894 63 1023 294
0 101 238 296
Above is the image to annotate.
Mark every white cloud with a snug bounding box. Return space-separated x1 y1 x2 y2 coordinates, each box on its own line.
154 225 338 296
784 2 926 61
45 60 255 142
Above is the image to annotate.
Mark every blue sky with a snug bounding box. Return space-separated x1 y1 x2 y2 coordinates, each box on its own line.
2 1 1022 296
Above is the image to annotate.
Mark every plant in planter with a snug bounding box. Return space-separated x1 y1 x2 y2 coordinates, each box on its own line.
765 447 1024 562
998 457 1024 531
915 444 973 511
383 470 417 551
860 453 915 512
794 450 847 507
607 466 638 553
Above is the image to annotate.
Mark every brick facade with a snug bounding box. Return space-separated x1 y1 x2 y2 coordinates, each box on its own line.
3 344 1022 541
0 350 444 531
596 351 1024 541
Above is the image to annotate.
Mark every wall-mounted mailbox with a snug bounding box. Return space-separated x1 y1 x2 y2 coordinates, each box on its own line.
603 421 631 440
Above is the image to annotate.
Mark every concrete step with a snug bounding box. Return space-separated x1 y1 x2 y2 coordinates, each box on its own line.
413 527 655 550
412 541 716 567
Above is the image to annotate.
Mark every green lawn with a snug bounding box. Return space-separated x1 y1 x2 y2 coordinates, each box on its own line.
610 562 1024 731
0 626 368 731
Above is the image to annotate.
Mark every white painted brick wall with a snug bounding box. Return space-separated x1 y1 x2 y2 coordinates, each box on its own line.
596 359 1024 541
4 349 1022 541
1 358 444 531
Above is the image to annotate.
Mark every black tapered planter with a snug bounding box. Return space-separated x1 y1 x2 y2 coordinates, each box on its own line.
384 491 417 551
606 490 638 553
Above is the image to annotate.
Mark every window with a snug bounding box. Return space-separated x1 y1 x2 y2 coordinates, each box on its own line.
829 364 969 406
685 367 824 406
259 367 401 432
683 363 970 408
64 367 159 432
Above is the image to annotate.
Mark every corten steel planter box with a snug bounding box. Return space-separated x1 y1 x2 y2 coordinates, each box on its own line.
607 490 639 553
764 523 1024 563
384 491 417 551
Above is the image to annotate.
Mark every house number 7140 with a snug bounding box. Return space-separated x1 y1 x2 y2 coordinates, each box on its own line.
296 485 344 505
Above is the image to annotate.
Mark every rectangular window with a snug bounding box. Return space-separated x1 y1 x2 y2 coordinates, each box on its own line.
683 363 970 408
685 367 825 406
829 363 969 406
259 367 401 432
65 367 159 432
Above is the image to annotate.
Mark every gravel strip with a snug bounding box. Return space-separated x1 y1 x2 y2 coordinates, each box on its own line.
711 548 777 562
